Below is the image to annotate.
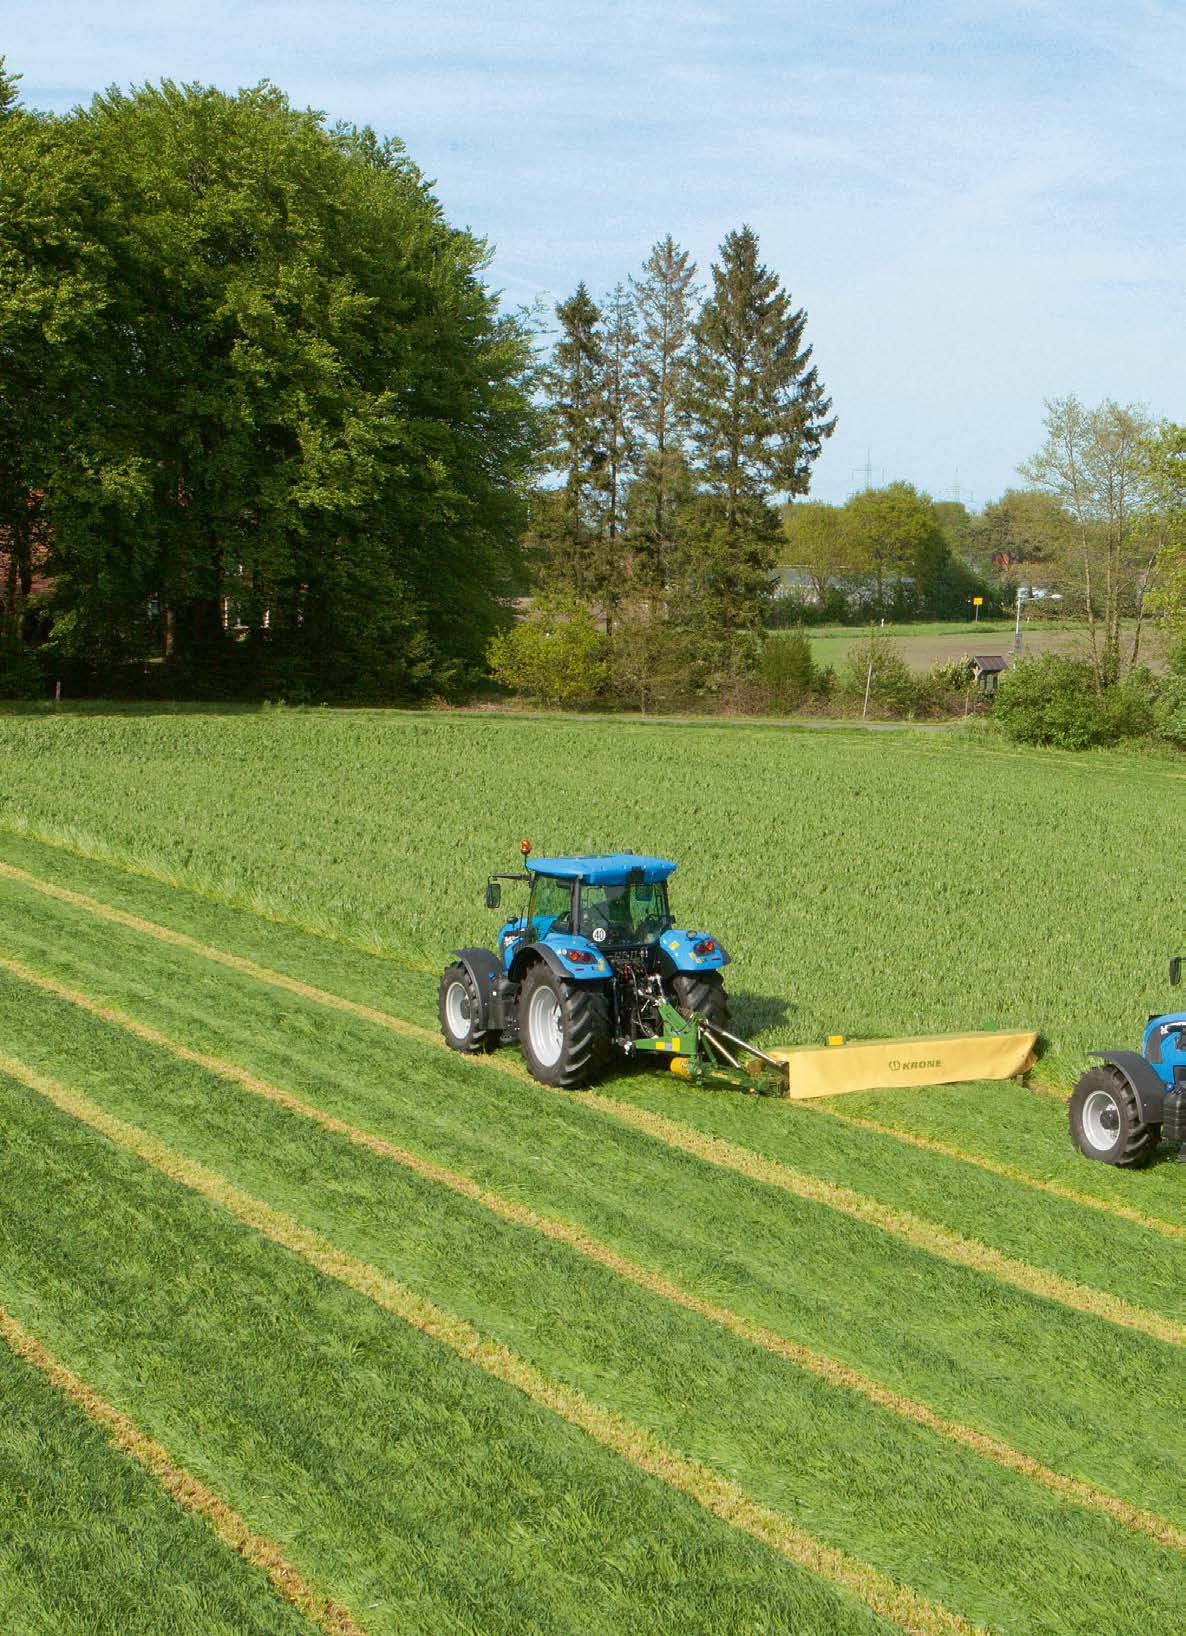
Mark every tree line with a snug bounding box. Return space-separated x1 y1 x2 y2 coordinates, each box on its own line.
489 227 837 708
0 62 537 701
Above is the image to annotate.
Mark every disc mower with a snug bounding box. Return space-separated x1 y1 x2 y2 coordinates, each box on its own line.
439 843 1037 1098
1068 956 1186 1166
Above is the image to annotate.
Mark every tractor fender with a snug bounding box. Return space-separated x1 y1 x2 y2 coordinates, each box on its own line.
507 940 609 985
450 947 502 1032
1088 1049 1166 1125
655 928 730 976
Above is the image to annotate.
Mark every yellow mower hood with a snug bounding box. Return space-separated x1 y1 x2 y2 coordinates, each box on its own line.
763 1030 1038 1101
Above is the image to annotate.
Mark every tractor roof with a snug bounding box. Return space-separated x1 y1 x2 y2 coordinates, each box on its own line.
526 853 676 885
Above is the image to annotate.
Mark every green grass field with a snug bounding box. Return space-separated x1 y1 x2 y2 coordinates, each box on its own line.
0 706 1184 1633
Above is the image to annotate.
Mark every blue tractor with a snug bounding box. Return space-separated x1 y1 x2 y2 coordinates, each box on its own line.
1069 957 1186 1165
438 842 775 1091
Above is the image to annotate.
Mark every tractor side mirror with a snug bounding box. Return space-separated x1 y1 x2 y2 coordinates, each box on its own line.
1171 956 1182 988
485 882 501 910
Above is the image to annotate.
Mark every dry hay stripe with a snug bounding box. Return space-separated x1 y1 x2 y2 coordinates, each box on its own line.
0 1052 977 1636
803 1102 1186 1244
1 859 1181 1345
2 955 1184 1558
0 1303 363 1636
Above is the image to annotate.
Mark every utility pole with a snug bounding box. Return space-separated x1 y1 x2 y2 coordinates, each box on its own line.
1013 587 1025 655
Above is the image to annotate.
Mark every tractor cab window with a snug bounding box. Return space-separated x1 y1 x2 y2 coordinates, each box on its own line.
527 873 575 940
579 880 670 948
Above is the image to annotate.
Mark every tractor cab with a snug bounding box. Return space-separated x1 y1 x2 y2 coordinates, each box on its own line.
497 853 680 975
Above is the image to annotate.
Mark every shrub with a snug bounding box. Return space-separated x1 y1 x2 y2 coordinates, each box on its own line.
0 635 44 700
838 630 921 717
759 629 817 711
1153 676 1186 748
993 654 1113 749
607 611 690 714
1104 668 1157 740
486 600 609 707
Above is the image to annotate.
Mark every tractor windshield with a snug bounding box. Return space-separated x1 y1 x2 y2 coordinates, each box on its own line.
526 873 575 940
578 880 670 948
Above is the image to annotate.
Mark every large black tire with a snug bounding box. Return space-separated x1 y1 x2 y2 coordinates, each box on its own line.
518 962 612 1088
667 970 729 1030
439 962 500 1055
1068 1065 1160 1166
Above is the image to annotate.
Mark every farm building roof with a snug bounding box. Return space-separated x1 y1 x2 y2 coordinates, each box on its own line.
969 655 1009 673
526 854 677 884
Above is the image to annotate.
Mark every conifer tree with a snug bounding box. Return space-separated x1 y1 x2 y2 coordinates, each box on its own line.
542 282 609 603
629 236 697 589
599 282 637 573
682 226 834 630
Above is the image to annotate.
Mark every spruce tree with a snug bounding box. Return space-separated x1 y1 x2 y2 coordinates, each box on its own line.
629 236 698 590
600 282 637 572
542 282 610 604
683 226 835 630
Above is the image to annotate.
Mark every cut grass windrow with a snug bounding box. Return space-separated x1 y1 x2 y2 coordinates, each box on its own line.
805 1102 1186 1244
0 1049 976 1636
1 857 1182 1350
5 949 1184 1559
0 1303 362 1636
579 1094 1186 1348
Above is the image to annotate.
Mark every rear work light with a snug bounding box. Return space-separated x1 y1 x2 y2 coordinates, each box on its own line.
693 939 717 955
562 948 596 964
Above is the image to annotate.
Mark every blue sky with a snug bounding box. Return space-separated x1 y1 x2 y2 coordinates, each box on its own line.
8 0 1184 506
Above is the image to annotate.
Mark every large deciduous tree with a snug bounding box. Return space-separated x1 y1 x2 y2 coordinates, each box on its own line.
1 73 538 698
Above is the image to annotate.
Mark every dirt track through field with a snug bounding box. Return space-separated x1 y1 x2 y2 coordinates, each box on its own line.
4 951 1183 1557
0 1303 363 1636
2 857 1184 1348
0 1048 980 1636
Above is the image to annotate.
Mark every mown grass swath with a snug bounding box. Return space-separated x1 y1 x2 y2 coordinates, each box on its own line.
1 1068 902 1636
4 961 1186 1631
2 870 1186 1533
5 945 1185 1560
0 1323 321 1636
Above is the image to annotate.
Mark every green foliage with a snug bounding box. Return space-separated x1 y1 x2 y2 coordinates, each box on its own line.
994 654 1113 749
837 629 921 716
606 608 689 712
1152 676 1186 747
0 76 538 700
486 599 608 706
842 483 950 615
0 630 41 698
759 628 818 710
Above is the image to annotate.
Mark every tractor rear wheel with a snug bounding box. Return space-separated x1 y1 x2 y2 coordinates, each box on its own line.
668 970 729 1030
439 963 500 1055
1069 1066 1160 1166
518 962 611 1088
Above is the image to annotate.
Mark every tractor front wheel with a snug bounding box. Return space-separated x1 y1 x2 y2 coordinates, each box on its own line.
667 970 729 1031
1069 1066 1160 1166
439 963 500 1055
518 962 611 1088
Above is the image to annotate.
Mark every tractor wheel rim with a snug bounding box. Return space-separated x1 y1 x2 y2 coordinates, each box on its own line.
1083 1088 1122 1152
445 980 471 1039
528 985 564 1068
